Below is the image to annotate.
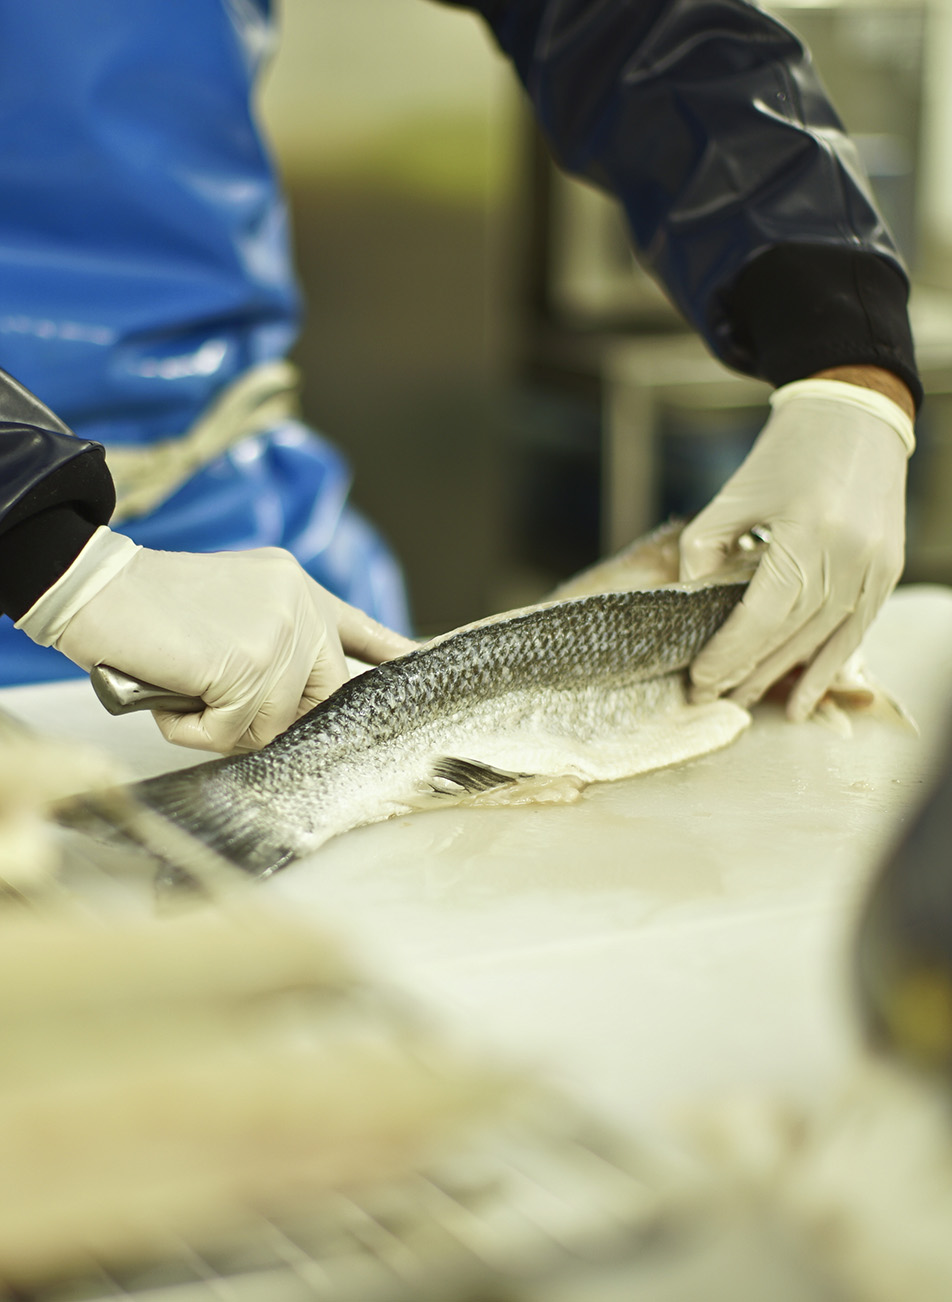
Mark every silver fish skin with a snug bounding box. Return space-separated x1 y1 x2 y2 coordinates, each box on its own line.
118 582 749 880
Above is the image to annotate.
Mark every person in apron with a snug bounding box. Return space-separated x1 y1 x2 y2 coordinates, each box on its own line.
0 1 415 750
0 0 920 752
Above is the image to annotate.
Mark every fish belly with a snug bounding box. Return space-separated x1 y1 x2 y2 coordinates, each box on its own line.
374 675 750 817
120 674 750 882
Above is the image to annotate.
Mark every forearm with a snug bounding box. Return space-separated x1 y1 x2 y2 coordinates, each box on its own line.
0 369 115 620
439 0 914 390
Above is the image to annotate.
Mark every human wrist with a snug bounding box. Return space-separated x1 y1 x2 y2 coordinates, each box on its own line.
809 365 915 422
769 377 916 457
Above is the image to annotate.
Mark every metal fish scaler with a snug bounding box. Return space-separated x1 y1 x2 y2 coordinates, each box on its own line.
109 576 751 880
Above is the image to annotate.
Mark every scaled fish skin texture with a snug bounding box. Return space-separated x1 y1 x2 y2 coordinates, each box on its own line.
119 577 751 879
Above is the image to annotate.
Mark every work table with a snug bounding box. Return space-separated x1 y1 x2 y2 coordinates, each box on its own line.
3 586 952 1149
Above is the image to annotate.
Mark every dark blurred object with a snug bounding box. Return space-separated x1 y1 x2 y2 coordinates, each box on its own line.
505 385 602 583
855 721 952 1073
658 404 761 523
288 181 512 634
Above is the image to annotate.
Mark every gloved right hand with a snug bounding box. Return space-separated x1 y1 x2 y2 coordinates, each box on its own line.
16 529 417 753
679 377 914 720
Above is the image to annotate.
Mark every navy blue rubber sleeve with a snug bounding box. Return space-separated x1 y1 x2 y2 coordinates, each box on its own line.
437 0 919 402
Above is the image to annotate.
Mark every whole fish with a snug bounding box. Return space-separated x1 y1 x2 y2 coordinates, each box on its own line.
108 569 752 880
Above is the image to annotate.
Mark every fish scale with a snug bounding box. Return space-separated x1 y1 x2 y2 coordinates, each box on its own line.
102 582 749 880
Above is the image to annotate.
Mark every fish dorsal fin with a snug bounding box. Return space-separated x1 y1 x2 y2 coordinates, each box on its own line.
415 599 572 654
413 577 744 659
545 519 759 601
427 756 527 796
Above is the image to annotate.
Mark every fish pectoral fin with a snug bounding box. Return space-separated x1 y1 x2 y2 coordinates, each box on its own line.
411 755 585 811
426 756 530 797
465 772 588 808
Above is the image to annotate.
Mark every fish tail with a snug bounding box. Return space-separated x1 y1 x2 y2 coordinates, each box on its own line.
139 766 300 880
63 764 300 885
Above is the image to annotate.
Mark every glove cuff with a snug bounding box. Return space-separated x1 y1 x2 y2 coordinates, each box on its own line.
770 378 916 457
16 527 141 648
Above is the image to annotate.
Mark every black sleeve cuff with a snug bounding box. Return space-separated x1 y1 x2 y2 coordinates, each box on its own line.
728 246 922 410
0 442 115 621
0 504 99 621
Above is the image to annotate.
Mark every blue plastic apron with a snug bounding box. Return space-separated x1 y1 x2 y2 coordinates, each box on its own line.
0 0 410 686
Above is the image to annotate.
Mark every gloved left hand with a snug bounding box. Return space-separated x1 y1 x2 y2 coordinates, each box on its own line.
679 377 915 720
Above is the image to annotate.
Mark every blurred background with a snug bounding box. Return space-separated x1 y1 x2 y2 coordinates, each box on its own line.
258 0 952 636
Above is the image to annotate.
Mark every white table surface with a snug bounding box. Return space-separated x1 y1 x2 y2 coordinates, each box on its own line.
5 586 952 1150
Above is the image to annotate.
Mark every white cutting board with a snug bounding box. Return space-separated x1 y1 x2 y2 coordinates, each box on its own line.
4 586 952 1148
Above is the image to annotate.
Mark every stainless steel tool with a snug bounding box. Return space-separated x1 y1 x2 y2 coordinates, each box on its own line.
90 665 205 718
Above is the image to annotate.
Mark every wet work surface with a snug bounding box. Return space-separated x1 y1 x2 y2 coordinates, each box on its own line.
4 586 952 1149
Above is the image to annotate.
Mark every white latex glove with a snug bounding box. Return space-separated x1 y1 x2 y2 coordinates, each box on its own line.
679 378 915 721
17 529 417 753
